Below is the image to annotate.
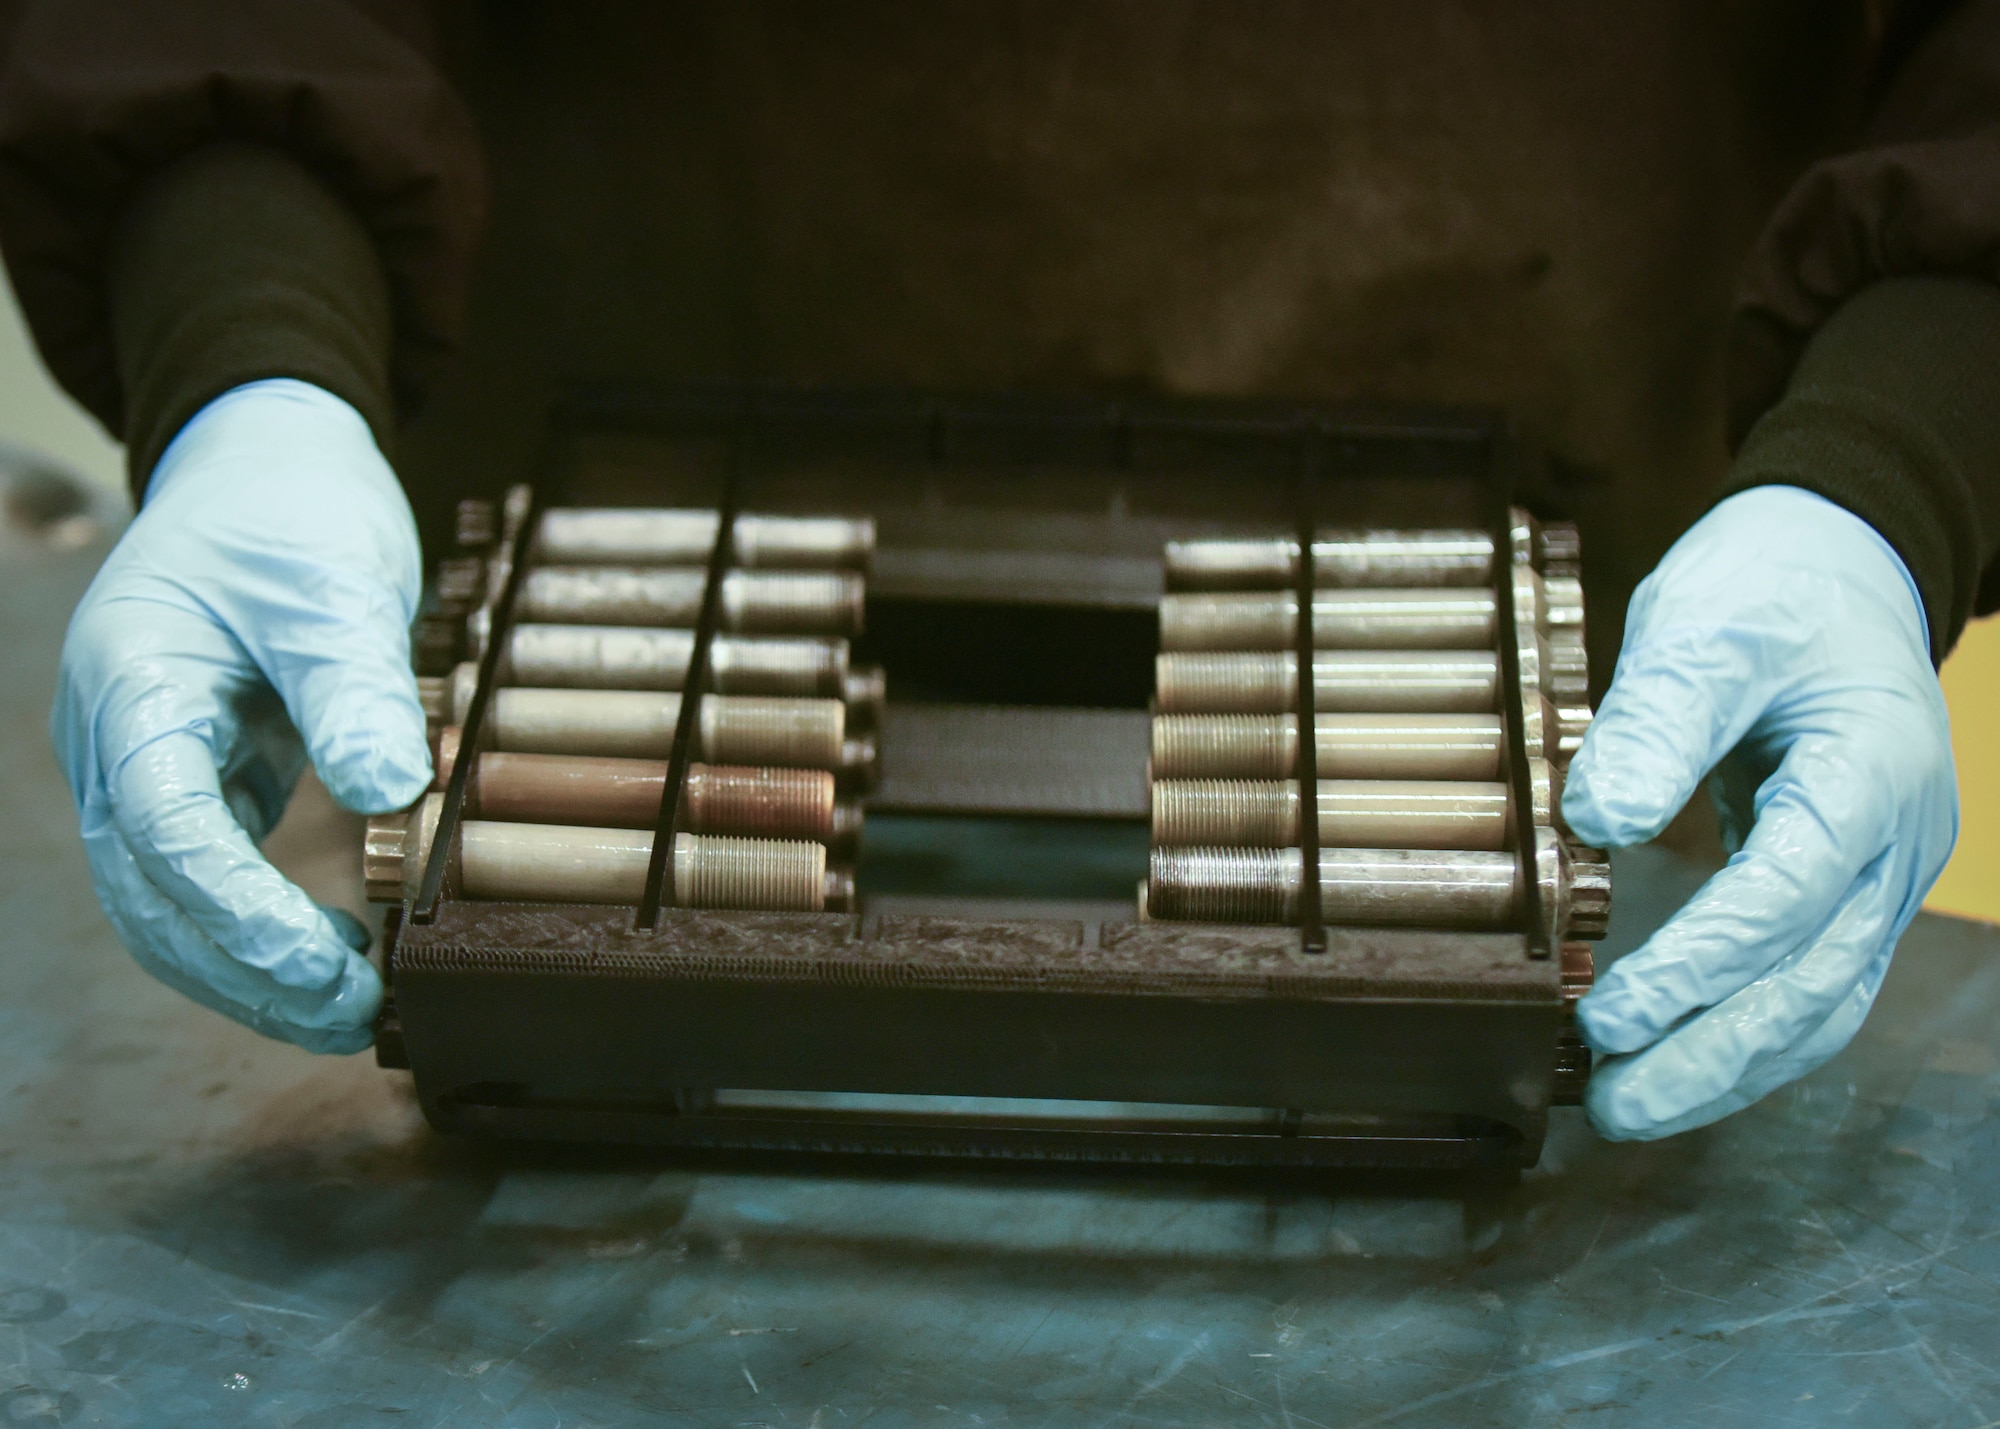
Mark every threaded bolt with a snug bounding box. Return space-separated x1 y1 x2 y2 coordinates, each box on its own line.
1159 593 1296 651
1155 652 1296 712
699 696 846 768
673 833 827 911
1147 845 1299 923
1151 714 1297 779
1152 779 1298 846
685 764 837 841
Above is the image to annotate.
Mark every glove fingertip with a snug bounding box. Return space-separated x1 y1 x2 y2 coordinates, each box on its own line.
1574 992 1655 1057
1582 1069 1664 1142
312 709 434 815
319 905 373 952
1560 747 1687 849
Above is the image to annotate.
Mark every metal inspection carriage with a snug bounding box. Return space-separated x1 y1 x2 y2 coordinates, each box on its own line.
364 387 1609 1170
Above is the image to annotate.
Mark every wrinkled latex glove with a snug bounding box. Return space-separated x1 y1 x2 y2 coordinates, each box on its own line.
1562 485 1957 1140
52 379 431 1053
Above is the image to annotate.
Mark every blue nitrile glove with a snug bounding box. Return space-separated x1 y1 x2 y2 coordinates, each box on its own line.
1562 485 1957 1140
52 379 431 1053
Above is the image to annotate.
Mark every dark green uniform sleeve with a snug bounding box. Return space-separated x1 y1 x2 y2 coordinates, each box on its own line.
0 0 484 498
1727 0 2000 658
1721 277 2000 662
108 142 396 494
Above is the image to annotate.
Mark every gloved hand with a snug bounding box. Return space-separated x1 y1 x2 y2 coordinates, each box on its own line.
1562 484 1957 1140
52 379 431 1053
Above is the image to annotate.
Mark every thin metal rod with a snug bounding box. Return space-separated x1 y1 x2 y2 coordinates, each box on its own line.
1294 426 1325 954
636 454 743 927
1490 438 1549 957
412 485 541 923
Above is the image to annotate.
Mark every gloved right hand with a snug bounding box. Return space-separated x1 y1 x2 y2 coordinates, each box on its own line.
1561 485 1957 1139
52 378 432 1053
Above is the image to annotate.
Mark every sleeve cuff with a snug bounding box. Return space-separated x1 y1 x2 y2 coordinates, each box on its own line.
1721 276 2000 662
106 140 396 498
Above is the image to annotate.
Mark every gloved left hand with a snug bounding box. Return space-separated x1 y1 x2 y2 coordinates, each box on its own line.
1562 484 1958 1139
52 378 432 1053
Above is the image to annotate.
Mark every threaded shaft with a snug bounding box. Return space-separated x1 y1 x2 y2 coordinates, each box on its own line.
720 571 865 636
1163 538 1298 591
1151 714 1297 779
685 764 836 841
1149 846 1520 927
1152 779 1297 846
700 697 846 768
710 636 849 696
1155 653 1296 712
533 508 874 569
1311 530 1493 587
1162 531 1495 590
1159 593 1296 651
672 833 827 911
1147 846 1299 923
1161 591 1497 652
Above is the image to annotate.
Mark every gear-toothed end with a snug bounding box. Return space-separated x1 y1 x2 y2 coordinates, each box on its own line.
415 676 449 724
1556 703 1593 764
455 498 497 548
842 664 887 731
364 810 414 903
1567 844 1612 938
839 734 880 793
1550 1031 1591 1105
824 867 857 914
1535 521 1582 572
1560 940 1595 1002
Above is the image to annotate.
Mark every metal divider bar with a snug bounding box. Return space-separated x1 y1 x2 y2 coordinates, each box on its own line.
1492 492 1549 958
636 462 743 928
412 484 541 924
1294 426 1325 955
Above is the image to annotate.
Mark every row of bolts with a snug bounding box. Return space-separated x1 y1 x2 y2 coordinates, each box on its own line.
369 503 1607 941
367 501 881 913
1142 522 1610 942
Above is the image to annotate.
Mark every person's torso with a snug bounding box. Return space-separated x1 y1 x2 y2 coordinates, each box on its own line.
405 1 1872 645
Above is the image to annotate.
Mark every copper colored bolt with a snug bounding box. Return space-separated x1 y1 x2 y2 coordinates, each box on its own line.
686 764 839 841
440 749 854 847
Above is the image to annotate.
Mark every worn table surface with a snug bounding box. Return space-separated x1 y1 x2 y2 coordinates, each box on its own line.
3 528 1997 1429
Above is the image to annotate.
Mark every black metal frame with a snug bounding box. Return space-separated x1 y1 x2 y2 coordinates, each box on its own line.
385 383 1570 1170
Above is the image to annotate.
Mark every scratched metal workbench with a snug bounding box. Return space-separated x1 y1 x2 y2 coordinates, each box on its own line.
2 511 1997 1428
